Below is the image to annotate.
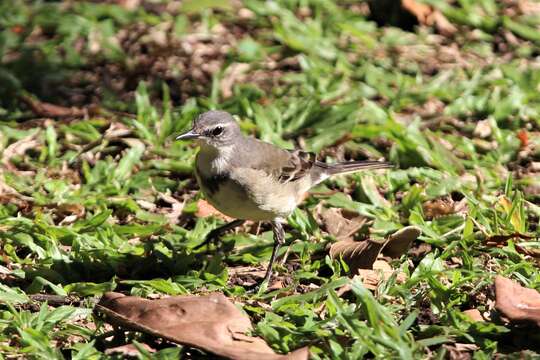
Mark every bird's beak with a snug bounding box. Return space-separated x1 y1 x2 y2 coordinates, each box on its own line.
175 129 200 141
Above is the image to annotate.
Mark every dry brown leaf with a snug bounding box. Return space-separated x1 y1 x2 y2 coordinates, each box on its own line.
136 199 156 211
1 134 40 172
495 275 540 327
104 343 155 356
454 343 479 352
382 226 422 258
329 226 421 274
228 266 266 279
463 309 484 322
96 292 308 360
57 203 85 218
403 0 457 36
55 203 86 225
402 0 431 23
373 259 392 272
486 232 534 244
429 9 458 36
370 0 456 36
221 63 251 98
356 260 407 290
157 192 184 225
19 94 87 118
409 242 432 258
196 199 234 221
485 233 540 257
329 238 387 274
518 0 540 15
115 0 141 10
473 119 492 139
228 266 267 287
0 174 34 211
319 207 366 240
0 193 31 212
105 122 133 139
422 197 455 220
442 343 479 360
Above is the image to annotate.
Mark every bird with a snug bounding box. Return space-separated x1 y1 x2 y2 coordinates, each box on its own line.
176 110 392 284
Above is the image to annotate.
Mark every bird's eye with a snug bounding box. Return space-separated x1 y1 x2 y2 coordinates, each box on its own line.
212 126 224 136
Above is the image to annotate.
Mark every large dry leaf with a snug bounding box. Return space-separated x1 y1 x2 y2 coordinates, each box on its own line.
95 292 308 360
329 238 387 273
330 226 421 275
382 226 422 258
319 207 366 240
357 260 407 290
495 275 540 327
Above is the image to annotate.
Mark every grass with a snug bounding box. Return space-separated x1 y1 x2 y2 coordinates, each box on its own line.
1 0 540 358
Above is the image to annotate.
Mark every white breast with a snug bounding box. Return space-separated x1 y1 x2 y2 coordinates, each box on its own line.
196 144 233 177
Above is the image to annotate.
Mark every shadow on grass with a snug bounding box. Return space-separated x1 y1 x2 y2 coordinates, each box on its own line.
0 48 75 110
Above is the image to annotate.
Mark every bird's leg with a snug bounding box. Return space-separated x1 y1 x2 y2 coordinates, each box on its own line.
263 221 285 284
194 219 245 250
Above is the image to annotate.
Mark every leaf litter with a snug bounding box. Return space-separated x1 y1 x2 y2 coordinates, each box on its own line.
329 222 421 274
2 0 540 358
96 292 309 360
495 275 540 327
325 211 420 291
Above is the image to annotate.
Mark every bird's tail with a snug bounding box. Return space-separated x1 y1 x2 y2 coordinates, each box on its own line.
322 160 393 175
313 160 392 184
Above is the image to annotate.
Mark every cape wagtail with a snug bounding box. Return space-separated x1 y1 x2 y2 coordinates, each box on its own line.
176 110 392 283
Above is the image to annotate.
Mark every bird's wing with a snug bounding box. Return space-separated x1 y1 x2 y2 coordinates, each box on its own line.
233 138 316 184
278 149 316 183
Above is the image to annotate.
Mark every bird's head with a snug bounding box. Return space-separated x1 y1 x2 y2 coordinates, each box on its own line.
176 110 241 149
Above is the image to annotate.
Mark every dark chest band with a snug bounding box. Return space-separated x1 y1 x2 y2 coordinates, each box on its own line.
196 165 229 195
